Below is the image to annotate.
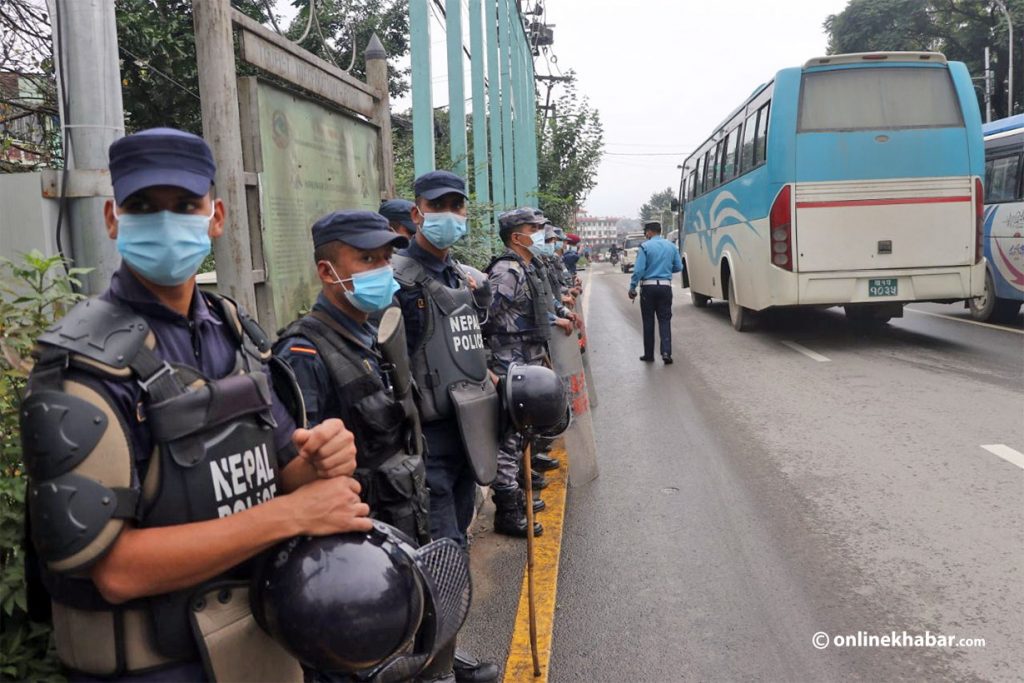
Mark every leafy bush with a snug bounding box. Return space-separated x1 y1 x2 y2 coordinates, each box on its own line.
1 251 88 682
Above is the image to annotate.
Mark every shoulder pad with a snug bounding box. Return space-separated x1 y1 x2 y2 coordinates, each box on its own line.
23 378 135 572
391 254 426 286
206 292 272 361
37 298 149 371
485 252 520 274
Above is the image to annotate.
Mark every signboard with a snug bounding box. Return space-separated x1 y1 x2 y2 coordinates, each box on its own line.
252 80 382 326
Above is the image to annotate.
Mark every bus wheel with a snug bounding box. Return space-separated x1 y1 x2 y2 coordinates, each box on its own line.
728 278 753 331
969 269 996 321
692 291 711 308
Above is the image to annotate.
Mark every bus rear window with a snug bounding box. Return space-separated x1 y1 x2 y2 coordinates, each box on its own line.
798 67 963 132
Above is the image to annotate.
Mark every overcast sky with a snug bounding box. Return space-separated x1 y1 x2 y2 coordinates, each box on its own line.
543 0 852 218
276 0 852 219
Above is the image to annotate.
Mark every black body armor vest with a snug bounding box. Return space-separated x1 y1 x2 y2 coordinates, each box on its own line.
22 293 298 669
484 252 551 349
277 311 430 543
392 255 489 423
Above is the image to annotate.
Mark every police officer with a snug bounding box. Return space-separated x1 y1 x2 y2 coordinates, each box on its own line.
275 211 430 546
390 171 500 683
20 128 371 682
380 198 418 240
483 209 574 537
628 220 683 364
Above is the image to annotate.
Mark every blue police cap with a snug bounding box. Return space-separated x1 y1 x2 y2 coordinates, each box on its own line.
312 210 408 251
498 207 545 231
413 170 468 201
108 128 216 205
378 199 417 233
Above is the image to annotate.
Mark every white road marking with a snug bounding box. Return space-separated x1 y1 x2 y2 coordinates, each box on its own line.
981 444 1024 470
781 341 831 362
583 267 594 321
904 307 1024 335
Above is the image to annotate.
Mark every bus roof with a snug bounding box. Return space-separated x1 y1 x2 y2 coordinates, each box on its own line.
982 114 1024 137
803 52 947 69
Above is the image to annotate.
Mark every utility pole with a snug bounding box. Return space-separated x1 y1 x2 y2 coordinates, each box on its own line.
49 0 125 294
994 0 1014 115
985 47 993 122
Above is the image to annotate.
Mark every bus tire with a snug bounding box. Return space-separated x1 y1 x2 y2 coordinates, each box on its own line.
969 268 1020 323
691 292 711 308
727 277 753 331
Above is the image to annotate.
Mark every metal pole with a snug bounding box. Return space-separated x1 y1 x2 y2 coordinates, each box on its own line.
410 0 435 175
52 0 124 294
995 0 1014 115
985 47 993 123
498 0 516 206
446 0 468 177
523 27 539 203
486 0 506 220
193 0 258 316
512 21 530 206
469 0 491 235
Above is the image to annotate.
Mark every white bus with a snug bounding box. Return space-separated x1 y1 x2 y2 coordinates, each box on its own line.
679 52 986 330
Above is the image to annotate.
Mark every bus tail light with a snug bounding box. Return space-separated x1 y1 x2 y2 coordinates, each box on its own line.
770 185 793 271
974 178 984 264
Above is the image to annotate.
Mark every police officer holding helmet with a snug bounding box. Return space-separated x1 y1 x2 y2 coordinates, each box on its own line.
20 128 371 682
391 170 500 683
275 211 431 548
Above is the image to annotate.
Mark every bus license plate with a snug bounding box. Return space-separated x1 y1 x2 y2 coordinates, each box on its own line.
868 278 898 297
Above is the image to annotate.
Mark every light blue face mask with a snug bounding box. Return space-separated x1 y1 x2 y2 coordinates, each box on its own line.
324 262 400 313
116 209 213 286
421 211 468 249
538 242 556 257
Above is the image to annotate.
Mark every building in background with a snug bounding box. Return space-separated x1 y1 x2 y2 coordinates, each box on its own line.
1 72 58 171
575 209 623 252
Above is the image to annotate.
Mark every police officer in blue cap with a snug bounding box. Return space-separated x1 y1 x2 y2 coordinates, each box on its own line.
390 170 501 683
275 211 430 546
379 198 417 240
628 220 683 363
20 128 371 682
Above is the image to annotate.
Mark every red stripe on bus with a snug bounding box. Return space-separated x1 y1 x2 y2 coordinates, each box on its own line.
796 195 972 209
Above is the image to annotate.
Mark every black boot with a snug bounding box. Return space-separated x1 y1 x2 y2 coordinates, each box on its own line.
532 451 561 471
519 468 549 490
492 489 543 537
453 649 500 683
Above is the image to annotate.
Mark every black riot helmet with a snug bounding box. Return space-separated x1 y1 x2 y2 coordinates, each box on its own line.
251 521 471 682
502 363 571 436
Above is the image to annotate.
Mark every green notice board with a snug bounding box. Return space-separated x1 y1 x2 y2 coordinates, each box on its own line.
254 80 381 326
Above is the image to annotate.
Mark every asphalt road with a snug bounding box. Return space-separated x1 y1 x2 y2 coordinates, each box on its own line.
545 262 1023 682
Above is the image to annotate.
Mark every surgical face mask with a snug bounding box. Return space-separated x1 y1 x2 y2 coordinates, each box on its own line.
538 242 556 257
115 208 213 286
513 230 545 250
323 262 400 313
420 211 467 249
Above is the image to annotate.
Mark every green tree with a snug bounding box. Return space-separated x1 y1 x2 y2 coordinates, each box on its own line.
639 187 675 222
536 71 604 229
824 0 1024 117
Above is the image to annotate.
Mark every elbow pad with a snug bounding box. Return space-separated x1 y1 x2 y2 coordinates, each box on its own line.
21 380 136 574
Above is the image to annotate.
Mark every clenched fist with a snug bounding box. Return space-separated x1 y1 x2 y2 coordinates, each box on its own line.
292 418 358 479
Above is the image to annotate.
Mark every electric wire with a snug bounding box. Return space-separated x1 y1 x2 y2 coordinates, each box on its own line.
118 45 201 100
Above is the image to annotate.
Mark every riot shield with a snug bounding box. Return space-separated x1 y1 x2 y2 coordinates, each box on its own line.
547 328 599 487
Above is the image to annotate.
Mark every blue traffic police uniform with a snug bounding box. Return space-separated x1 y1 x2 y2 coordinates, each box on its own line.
629 232 683 361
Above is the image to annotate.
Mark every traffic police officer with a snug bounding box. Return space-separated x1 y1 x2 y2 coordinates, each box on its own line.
20 128 371 682
628 220 683 364
389 170 502 683
483 208 574 537
379 197 418 240
275 211 430 546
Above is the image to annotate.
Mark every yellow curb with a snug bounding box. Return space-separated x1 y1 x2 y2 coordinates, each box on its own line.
502 439 568 683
